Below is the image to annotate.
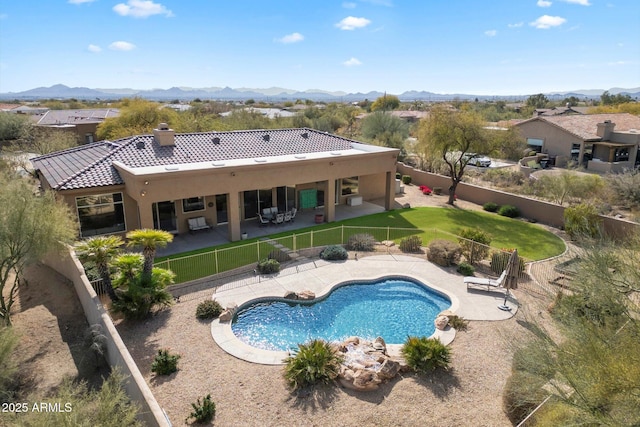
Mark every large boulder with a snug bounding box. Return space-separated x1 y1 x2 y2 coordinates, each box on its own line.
435 315 449 331
296 290 315 300
337 337 402 392
283 290 298 300
377 359 401 380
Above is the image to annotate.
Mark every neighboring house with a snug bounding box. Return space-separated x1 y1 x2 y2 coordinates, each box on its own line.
220 107 296 119
31 108 120 144
533 106 588 116
515 113 640 172
31 126 399 241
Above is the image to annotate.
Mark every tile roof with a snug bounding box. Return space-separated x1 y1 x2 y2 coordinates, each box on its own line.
32 128 365 190
34 108 120 125
518 113 640 140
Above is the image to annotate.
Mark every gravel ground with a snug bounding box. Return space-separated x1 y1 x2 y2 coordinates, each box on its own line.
115 186 556 427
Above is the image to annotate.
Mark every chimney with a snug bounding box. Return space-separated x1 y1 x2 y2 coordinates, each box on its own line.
596 120 615 140
153 123 175 146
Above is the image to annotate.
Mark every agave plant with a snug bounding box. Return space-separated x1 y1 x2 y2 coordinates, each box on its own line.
283 339 344 390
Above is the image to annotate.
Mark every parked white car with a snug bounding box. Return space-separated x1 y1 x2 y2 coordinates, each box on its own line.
463 153 492 167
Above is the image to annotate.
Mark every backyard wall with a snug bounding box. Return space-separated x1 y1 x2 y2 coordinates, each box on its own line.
42 248 170 427
397 162 639 238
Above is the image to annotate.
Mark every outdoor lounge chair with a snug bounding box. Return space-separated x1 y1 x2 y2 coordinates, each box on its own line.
290 207 297 222
258 214 271 227
272 213 285 226
464 270 507 291
284 211 292 223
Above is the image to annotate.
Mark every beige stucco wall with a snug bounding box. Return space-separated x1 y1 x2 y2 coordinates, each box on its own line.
397 162 640 239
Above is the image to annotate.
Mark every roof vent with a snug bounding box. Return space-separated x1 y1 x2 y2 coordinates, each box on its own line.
263 134 270 142
212 137 220 145
136 141 145 149
301 132 309 139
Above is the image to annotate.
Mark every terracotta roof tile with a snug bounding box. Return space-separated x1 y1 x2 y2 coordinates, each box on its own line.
32 128 359 190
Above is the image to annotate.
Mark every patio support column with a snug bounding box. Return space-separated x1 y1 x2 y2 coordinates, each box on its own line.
138 200 154 229
324 179 336 222
227 191 241 241
384 171 394 211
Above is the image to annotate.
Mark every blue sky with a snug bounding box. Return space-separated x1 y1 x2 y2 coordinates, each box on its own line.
0 0 638 95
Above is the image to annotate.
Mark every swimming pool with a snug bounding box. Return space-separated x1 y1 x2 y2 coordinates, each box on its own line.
231 276 451 351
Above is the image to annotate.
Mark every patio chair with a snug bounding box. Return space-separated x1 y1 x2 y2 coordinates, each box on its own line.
270 206 278 217
284 211 292 223
290 207 297 222
262 208 273 220
464 270 507 291
272 213 285 226
258 213 270 227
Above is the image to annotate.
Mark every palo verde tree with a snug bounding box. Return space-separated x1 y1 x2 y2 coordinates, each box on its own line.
0 171 76 326
361 111 410 152
416 105 488 204
370 94 401 112
96 98 180 140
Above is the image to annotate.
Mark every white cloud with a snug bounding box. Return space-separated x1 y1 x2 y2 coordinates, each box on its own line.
485 30 497 37
537 0 552 7
560 0 590 5
113 0 173 18
530 15 566 29
69 0 96 3
508 22 523 28
335 16 371 30
88 44 102 52
360 0 393 6
343 57 362 67
342 2 356 8
109 41 136 51
276 32 304 44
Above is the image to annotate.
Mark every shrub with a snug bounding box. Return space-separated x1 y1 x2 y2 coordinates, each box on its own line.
503 371 548 426
283 339 344 390
456 262 475 276
186 394 216 424
433 187 442 195
111 267 175 320
346 233 376 251
457 227 491 264
448 315 469 331
399 235 422 253
257 258 280 274
401 175 412 185
607 169 640 209
151 348 180 376
320 245 348 261
490 251 525 275
427 239 462 267
401 336 451 373
196 299 223 319
498 204 520 218
563 203 602 240
419 185 432 195
483 202 498 212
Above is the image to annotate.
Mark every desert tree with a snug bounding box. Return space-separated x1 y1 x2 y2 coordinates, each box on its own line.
361 111 410 151
416 105 488 204
0 171 76 326
370 94 401 112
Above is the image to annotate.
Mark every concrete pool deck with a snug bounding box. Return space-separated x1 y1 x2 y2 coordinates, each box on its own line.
210 254 519 365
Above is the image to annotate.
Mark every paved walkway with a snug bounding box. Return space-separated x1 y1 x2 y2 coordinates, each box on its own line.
211 254 518 365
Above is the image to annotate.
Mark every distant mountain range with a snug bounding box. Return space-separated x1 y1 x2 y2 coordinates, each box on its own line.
1 84 638 102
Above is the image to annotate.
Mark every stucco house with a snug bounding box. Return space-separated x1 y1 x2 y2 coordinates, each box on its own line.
31 125 399 241
515 113 640 172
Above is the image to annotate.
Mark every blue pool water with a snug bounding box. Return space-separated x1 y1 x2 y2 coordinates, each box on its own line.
231 277 451 351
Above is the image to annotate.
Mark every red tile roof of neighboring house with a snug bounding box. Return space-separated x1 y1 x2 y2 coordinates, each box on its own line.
32 128 365 190
517 113 640 141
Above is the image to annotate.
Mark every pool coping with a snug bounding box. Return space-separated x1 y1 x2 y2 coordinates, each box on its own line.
211 273 459 365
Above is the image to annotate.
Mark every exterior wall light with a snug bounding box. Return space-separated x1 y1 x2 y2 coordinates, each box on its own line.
140 190 147 197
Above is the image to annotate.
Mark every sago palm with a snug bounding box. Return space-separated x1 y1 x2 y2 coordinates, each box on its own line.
75 235 124 301
126 229 173 285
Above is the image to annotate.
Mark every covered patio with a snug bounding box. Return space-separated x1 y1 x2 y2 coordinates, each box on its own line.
157 199 388 257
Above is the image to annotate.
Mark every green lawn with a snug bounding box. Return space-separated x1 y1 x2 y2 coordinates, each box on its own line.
156 207 566 284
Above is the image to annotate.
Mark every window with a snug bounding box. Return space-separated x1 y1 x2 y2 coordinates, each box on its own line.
615 148 630 162
182 196 205 213
85 133 94 144
76 192 126 237
341 176 359 196
571 143 581 160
